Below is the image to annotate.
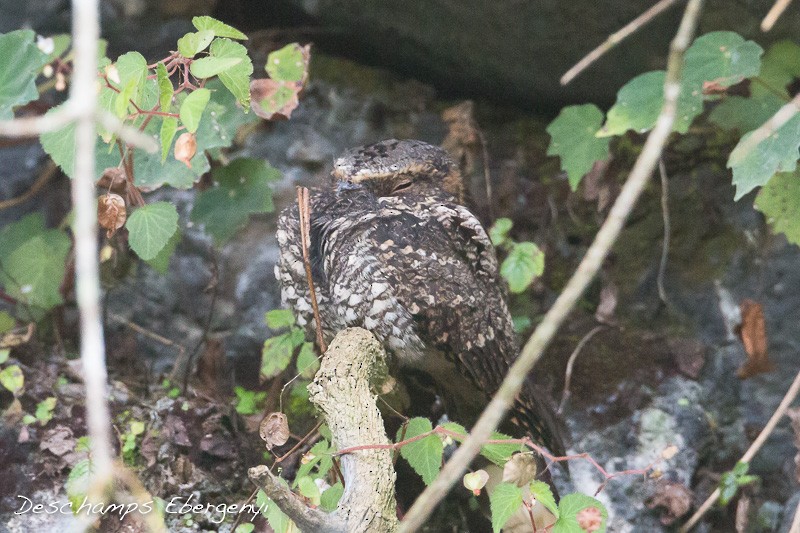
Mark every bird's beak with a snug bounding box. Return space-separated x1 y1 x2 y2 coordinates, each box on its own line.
336 181 363 193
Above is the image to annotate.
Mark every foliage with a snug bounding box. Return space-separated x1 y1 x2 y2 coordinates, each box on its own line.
233 386 267 415
397 417 444 485
261 309 314 381
0 21 310 331
490 218 545 293
718 461 759 505
547 32 800 246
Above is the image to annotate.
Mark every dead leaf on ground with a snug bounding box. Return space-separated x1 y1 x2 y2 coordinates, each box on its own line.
260 412 290 449
645 480 693 525
196 338 228 399
40 425 76 456
667 338 706 379
0 323 35 349
581 158 614 212
735 299 774 379
595 281 618 326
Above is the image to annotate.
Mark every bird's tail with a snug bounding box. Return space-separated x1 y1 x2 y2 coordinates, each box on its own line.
511 380 567 458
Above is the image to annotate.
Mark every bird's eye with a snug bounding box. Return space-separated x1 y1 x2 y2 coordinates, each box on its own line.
392 181 413 194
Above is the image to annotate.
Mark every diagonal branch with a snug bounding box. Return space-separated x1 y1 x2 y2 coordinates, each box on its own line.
398 0 705 530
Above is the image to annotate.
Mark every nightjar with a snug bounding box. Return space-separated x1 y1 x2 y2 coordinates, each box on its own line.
275 139 564 456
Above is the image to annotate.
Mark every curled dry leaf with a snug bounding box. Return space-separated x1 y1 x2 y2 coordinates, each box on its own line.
40 425 76 457
576 506 604 532
661 444 679 460
735 299 774 379
645 480 693 525
259 412 290 449
97 193 127 237
594 280 618 325
502 452 538 487
96 167 128 195
463 469 490 496
174 132 197 168
0 323 35 349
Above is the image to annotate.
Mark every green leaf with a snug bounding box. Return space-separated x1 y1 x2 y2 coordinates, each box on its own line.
192 16 248 40
729 112 800 200
480 431 525 466
530 480 559 518
489 218 513 246
267 43 307 82
0 213 71 310
160 116 178 162
441 421 467 437
296 343 319 378
190 158 280 243
234 524 255 533
601 70 703 136
0 311 15 335
755 171 800 245
296 476 321 505
261 329 304 380
500 242 545 294
0 30 48 120
753 40 800 99
547 104 610 190
179 88 211 134
177 30 214 58
115 79 137 117
718 471 739 505
234 386 266 415
145 227 180 274
115 51 148 104
210 38 253 109
35 397 57 425
125 202 179 261
0 349 9 365
190 56 243 79
553 493 608 533
66 459 94 513
257 489 294 533
295 439 332 480
709 93 783 133
156 62 173 111
265 309 296 329
0 364 24 395
684 31 763 88
489 482 523 533
397 417 443 485
320 482 343 512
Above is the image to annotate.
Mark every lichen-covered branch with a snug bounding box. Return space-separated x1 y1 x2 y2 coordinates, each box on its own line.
308 328 398 532
248 328 398 533
248 465 346 532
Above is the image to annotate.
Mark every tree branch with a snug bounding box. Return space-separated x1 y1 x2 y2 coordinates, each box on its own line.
249 328 399 532
398 0 705 530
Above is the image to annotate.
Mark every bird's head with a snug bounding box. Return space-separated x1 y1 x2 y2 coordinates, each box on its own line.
331 139 464 202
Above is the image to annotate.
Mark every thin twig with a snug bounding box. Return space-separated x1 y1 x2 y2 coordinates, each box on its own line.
476 130 494 222
398 1 705 530
96 110 158 153
182 251 219 393
0 161 57 211
761 0 794 31
297 187 327 353
108 312 186 365
730 93 800 169
558 325 606 414
0 102 78 136
561 0 683 85
70 0 116 502
679 369 800 532
790 497 800 533
657 159 671 306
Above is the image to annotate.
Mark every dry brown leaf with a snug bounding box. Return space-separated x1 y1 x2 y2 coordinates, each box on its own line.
259 412 290 449
250 79 302 120
736 299 774 379
97 193 126 237
96 167 128 195
174 132 197 168
594 281 618 325
196 338 227 399
0 323 34 349
40 425 76 456
645 480 693 525
702 80 728 95
576 506 603 532
502 452 538 487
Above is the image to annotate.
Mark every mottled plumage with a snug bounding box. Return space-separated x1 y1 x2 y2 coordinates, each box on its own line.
276 139 564 455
